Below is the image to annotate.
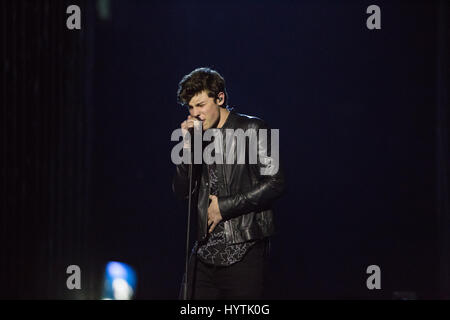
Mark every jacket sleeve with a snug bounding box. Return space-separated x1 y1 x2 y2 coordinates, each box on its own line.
217 120 286 220
172 150 199 201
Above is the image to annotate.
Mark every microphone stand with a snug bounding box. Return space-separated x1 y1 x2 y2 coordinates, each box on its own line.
181 120 204 300
182 128 196 300
182 158 193 300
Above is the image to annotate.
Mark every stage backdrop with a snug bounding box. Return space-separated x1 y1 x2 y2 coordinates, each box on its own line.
1 0 449 299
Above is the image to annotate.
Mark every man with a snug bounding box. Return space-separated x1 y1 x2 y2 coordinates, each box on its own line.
173 67 285 299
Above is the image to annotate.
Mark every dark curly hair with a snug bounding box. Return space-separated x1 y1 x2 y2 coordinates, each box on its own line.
177 67 228 107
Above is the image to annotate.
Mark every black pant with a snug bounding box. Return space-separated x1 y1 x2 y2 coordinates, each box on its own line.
180 239 270 300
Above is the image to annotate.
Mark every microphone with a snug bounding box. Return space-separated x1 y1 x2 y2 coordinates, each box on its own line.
183 119 203 164
193 118 203 131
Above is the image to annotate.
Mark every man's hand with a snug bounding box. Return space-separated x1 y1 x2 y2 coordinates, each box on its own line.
181 115 202 148
208 195 223 233
180 115 198 131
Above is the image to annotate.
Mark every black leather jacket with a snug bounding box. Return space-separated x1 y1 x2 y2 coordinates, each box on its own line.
172 110 285 244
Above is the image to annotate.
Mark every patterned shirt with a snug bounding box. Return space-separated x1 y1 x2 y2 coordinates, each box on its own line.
195 153 257 266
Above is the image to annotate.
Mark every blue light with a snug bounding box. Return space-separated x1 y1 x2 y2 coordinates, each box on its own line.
106 262 127 279
102 261 137 300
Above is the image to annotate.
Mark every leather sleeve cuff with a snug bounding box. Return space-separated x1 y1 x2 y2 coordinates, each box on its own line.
218 196 233 220
218 194 244 220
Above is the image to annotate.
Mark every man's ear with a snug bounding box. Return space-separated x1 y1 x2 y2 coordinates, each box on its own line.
217 92 225 106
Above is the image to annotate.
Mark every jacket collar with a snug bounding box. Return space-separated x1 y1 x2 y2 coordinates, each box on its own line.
221 106 237 129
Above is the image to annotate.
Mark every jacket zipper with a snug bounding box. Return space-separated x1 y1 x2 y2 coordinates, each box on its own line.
205 165 211 238
221 134 230 241
221 129 228 190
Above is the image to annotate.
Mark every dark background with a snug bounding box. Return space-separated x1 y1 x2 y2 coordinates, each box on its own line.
1 0 449 299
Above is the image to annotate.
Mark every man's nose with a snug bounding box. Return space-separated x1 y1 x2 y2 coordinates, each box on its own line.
190 108 200 117
191 110 203 120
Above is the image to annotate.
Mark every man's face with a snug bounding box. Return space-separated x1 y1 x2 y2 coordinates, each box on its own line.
188 90 224 130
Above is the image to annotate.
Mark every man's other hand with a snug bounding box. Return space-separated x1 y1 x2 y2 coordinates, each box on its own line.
208 195 223 233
